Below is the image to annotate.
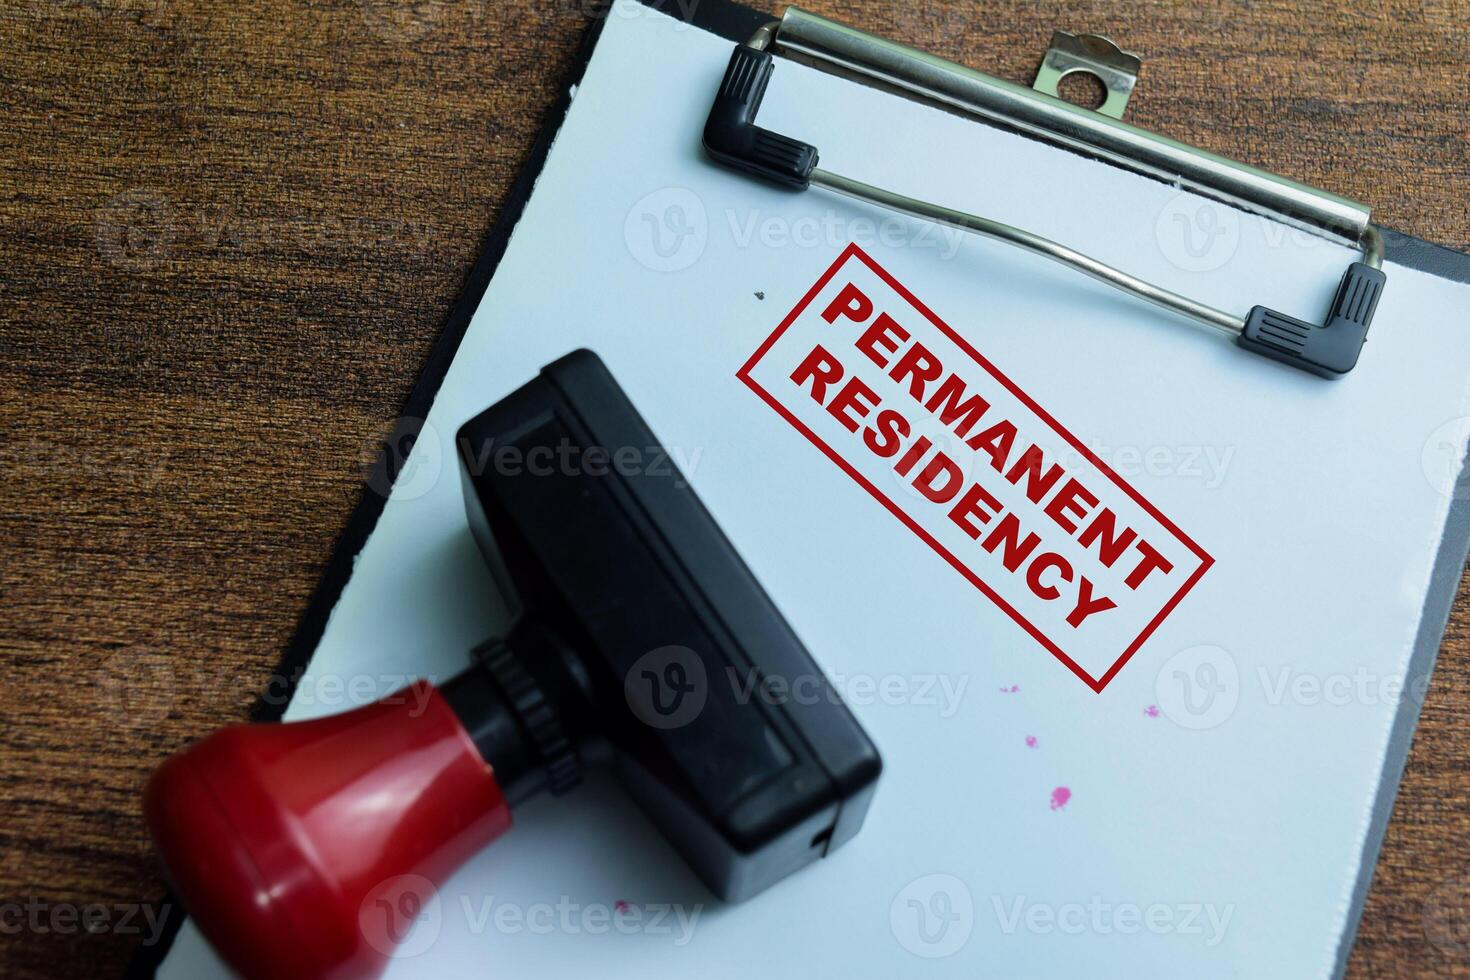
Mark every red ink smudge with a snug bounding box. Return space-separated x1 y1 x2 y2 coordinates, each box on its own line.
1000 684 1020 693
1025 735 1038 748
1049 786 1071 811
614 900 631 915
1143 704 1160 718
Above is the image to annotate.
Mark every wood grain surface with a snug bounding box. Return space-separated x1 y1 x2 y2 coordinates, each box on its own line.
0 1 1467 977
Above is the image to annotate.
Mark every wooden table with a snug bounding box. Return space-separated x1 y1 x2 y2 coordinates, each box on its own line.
1 1 1466 976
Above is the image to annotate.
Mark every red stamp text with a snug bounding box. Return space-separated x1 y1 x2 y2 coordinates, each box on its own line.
737 244 1213 691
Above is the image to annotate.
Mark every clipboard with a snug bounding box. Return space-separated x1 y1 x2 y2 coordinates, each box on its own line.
135 2 1470 977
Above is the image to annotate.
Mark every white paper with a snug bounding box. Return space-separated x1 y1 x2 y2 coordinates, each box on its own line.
162 5 1470 978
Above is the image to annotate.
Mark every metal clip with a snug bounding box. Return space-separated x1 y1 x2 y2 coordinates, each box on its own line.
706 9 1387 378
1032 31 1141 120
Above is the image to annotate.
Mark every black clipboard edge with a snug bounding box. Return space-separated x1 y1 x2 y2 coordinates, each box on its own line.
1332 232 1470 978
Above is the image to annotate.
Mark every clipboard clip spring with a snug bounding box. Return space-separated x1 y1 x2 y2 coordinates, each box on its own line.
703 17 1387 379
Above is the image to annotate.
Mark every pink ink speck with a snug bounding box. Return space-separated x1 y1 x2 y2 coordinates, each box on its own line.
614 900 631 915
1049 786 1072 811
1144 704 1160 718
1025 735 1038 748
1000 684 1020 693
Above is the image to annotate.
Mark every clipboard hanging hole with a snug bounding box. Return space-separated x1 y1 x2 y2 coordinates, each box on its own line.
1055 70 1108 112
1033 31 1141 119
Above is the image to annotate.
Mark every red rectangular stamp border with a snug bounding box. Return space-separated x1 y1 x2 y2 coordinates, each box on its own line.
736 243 1215 693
